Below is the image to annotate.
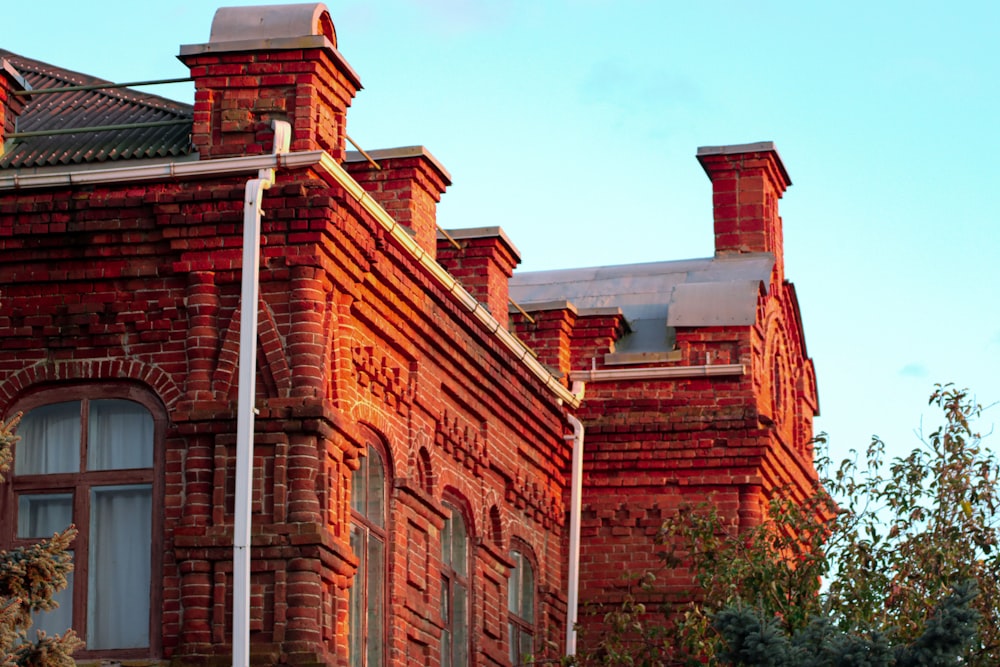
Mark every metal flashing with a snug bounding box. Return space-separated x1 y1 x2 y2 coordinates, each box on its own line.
507 299 578 314
697 141 791 186
208 4 335 44
696 141 776 156
603 350 682 365
667 280 764 327
1 58 30 92
510 254 773 353
439 225 521 259
345 145 452 184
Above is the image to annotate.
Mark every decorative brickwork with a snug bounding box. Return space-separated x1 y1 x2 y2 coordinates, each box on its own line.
0 6 819 667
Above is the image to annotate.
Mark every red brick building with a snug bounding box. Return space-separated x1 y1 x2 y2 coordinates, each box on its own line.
0 4 818 666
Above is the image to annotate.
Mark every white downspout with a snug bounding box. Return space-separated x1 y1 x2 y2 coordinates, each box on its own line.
233 120 291 667
565 382 586 657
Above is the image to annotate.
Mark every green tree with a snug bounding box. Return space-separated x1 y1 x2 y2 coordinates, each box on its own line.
571 385 1000 666
0 415 81 667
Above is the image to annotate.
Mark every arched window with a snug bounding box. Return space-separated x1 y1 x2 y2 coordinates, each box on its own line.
441 501 470 667
508 548 535 664
5 388 163 659
349 444 387 667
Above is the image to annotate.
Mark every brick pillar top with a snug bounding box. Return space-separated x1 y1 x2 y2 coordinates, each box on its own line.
437 227 521 329
344 146 451 261
697 142 792 279
0 58 30 146
178 3 361 159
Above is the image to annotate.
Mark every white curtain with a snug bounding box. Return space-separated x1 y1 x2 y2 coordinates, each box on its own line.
19 495 75 639
87 400 153 470
87 485 151 649
15 402 80 474
17 493 72 538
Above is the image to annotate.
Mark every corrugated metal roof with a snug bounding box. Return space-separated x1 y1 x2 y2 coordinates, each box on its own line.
0 51 193 169
510 254 774 352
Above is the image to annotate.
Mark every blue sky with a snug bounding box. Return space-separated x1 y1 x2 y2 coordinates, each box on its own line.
6 0 999 468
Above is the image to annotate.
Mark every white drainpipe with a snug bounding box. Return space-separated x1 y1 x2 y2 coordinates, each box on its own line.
564 383 586 657
233 120 291 667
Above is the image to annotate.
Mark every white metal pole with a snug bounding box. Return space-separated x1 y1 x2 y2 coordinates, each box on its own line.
565 413 585 656
232 174 268 667
232 121 290 667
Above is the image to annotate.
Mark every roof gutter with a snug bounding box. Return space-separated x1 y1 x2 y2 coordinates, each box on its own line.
0 151 325 190
573 363 746 383
0 150 580 409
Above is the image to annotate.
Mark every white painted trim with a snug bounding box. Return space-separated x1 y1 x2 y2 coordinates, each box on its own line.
573 363 746 382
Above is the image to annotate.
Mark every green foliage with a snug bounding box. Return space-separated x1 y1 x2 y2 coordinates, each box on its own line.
823 385 1000 660
0 414 81 667
713 580 978 667
570 385 1000 666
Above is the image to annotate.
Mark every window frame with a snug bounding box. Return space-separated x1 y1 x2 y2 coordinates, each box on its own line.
440 498 472 667
508 545 537 665
349 433 390 667
1 383 166 660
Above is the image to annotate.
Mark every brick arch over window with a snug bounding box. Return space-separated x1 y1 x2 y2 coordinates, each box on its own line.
795 360 819 455
346 401 400 455
355 423 396 480
0 360 181 413
762 314 794 432
415 445 435 495
489 505 503 547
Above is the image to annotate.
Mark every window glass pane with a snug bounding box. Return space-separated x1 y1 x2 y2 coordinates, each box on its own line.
508 550 522 613
31 552 74 640
442 627 452 667
454 514 467 578
519 630 533 663
442 514 451 566
521 558 534 622
351 458 367 518
87 400 153 471
440 575 450 623
349 524 365 667
15 402 81 475
88 484 151 649
367 535 384 667
366 450 384 528
453 582 468 667
443 508 468 578
17 493 73 538
508 622 517 664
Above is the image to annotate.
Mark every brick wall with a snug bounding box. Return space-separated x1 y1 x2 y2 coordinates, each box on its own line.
0 7 820 666
0 155 574 665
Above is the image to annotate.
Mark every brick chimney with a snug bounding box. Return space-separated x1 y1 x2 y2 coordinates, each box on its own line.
697 142 792 277
436 227 520 329
178 3 361 159
0 58 30 147
344 146 451 260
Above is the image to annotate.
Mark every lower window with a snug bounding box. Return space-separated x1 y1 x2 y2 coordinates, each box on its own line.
441 502 470 667
7 393 161 656
508 548 535 665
